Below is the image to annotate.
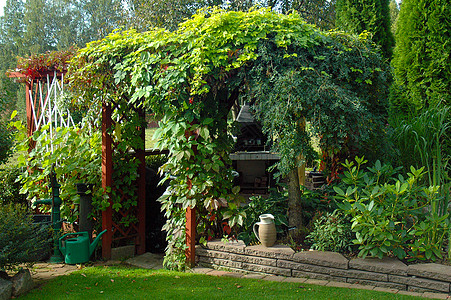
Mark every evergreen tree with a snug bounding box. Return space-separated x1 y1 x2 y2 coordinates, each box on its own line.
389 0 399 36
336 0 394 58
392 0 451 110
123 0 336 31
0 0 25 120
0 0 125 121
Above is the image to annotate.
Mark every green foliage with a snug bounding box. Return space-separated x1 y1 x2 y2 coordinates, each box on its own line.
335 157 449 261
390 104 450 187
306 210 354 252
388 0 399 36
10 47 76 81
0 164 28 206
390 104 451 259
236 191 288 245
300 186 338 226
69 8 391 268
0 204 51 271
10 119 104 223
336 0 394 58
392 0 451 111
145 154 168 170
248 31 391 178
0 120 14 165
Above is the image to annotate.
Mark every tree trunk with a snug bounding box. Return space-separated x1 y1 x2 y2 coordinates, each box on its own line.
287 168 303 230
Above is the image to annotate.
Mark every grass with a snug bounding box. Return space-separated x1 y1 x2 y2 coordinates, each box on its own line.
22 265 424 300
145 128 158 149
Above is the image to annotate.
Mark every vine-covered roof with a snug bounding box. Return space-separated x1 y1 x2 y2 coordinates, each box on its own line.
8 47 76 81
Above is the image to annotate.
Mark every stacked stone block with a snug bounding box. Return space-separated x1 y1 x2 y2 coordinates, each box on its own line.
196 240 451 294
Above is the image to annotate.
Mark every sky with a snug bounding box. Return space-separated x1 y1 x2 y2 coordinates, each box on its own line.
0 0 5 17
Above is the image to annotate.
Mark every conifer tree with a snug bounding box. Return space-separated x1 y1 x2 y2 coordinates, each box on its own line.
336 0 394 58
392 0 451 110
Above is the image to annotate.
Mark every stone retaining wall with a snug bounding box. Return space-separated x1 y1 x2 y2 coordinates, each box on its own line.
196 240 451 294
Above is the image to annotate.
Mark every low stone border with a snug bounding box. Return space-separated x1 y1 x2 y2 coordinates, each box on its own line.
196 240 451 295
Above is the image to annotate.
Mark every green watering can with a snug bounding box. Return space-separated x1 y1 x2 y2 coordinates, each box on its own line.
59 229 107 264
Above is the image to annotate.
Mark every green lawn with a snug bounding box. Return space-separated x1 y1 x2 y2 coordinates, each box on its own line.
145 128 158 149
22 265 424 299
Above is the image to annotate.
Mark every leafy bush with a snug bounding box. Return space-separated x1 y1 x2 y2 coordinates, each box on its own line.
0 120 14 165
335 157 449 261
306 210 354 252
0 204 51 271
236 190 288 245
300 185 338 227
10 119 104 223
0 164 28 206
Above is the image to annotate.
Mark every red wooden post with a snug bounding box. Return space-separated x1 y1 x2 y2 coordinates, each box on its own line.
25 81 37 150
102 102 113 260
136 108 146 255
186 206 196 267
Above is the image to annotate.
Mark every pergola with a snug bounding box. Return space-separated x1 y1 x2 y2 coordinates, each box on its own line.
9 69 197 265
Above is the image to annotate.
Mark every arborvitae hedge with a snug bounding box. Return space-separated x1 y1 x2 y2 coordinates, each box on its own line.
336 0 394 59
392 0 451 111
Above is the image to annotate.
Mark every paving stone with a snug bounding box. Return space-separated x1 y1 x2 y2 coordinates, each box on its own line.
347 283 375 291
326 281 352 288
292 251 348 269
397 290 424 297
292 270 346 282
126 253 164 270
372 287 399 294
408 286 446 293
190 267 213 274
262 275 286 282
408 263 451 283
221 272 243 278
389 274 450 293
277 260 330 274
208 270 232 277
349 257 407 276
245 245 294 260
283 277 308 283
242 274 266 279
329 268 388 282
204 240 246 254
421 292 449 299
347 278 406 290
111 245 135 260
304 278 329 286
242 262 291 276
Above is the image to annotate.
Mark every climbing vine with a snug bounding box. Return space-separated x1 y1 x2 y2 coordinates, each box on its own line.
68 8 390 268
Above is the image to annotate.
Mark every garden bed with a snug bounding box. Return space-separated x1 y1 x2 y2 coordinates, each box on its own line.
196 240 451 294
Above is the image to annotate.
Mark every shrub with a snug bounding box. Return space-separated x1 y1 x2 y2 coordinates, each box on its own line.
0 120 13 165
0 164 28 206
0 204 52 271
236 190 288 245
335 157 449 261
301 185 338 227
306 210 354 252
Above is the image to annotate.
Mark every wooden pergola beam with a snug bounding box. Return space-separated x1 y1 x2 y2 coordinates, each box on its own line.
186 207 196 267
101 102 113 260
